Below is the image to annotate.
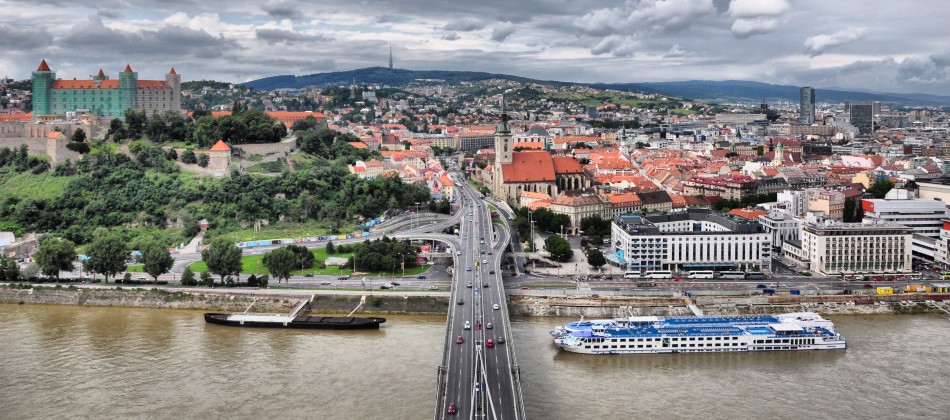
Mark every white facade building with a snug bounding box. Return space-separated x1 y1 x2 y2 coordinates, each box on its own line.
861 198 950 238
799 220 912 275
777 190 807 217
610 209 772 273
758 210 800 249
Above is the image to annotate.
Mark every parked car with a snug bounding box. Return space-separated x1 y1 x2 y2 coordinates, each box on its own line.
417 274 426 279
304 274 314 277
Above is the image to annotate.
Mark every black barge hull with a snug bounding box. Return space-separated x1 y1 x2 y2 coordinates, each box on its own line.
204 313 386 329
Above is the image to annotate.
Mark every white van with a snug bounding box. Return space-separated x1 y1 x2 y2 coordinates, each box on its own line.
464 321 471 330
687 270 716 279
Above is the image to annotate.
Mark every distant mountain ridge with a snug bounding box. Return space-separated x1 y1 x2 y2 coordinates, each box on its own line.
242 67 950 106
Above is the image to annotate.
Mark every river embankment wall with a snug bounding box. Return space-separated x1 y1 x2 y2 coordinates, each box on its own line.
0 286 451 315
2 285 947 317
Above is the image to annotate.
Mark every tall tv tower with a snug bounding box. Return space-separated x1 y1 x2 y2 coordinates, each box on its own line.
389 43 393 69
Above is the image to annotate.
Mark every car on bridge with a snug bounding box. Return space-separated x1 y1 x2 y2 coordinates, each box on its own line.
456 251 462 255
456 336 463 344
489 270 495 274
447 402 457 415
466 266 472 271
486 339 494 348
483 282 489 288
486 323 493 329
493 303 499 310
466 282 472 288
457 298 464 305
464 321 471 329
482 259 488 264
497 336 505 344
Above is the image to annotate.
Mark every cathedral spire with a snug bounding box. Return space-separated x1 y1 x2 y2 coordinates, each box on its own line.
497 95 511 135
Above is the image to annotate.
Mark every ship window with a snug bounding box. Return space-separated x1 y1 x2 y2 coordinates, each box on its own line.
584 346 590 349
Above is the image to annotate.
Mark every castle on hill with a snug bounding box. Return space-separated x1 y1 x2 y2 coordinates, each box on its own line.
31 59 181 119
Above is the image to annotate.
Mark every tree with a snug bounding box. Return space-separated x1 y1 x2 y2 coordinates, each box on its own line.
262 247 296 284
181 149 197 164
140 240 174 283
201 238 242 284
200 270 213 286
86 234 129 283
0 257 20 282
198 154 210 167
71 128 86 143
326 240 335 254
868 179 895 199
180 267 196 286
586 248 606 268
544 234 573 262
580 215 611 237
33 236 77 281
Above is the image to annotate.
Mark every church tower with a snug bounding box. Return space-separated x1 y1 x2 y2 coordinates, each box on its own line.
492 98 513 201
31 59 55 118
772 140 784 166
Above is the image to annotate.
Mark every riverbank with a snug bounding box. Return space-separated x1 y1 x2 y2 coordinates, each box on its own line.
3 284 948 317
0 285 451 315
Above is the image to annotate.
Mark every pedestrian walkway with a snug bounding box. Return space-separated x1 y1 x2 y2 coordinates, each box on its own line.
180 232 204 254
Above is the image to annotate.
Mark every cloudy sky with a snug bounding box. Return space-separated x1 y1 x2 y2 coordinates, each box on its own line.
2 0 949 95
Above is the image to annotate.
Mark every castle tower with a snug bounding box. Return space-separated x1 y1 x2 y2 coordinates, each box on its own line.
166 68 182 111
118 64 138 112
31 59 55 118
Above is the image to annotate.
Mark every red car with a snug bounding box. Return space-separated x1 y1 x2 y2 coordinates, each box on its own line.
447 402 457 415
873 277 885 282
487 339 494 348
863 283 873 288
456 335 463 344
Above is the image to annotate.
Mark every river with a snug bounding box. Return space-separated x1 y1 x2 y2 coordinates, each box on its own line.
1 305 948 419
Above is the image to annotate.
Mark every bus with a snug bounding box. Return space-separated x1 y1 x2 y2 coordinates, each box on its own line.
643 270 673 279
747 271 768 280
720 271 747 279
623 271 638 279
687 270 716 279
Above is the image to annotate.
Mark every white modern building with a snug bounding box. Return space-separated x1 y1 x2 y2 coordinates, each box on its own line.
609 209 772 273
862 197 950 262
777 190 807 217
758 209 800 250
789 220 912 275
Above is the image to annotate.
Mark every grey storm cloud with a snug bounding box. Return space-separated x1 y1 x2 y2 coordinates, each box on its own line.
490 22 516 42
898 52 950 83
262 1 301 19
441 33 461 41
60 16 239 59
442 18 485 32
255 28 333 45
0 24 54 50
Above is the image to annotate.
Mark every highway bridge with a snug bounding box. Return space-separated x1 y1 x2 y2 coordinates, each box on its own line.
430 179 526 419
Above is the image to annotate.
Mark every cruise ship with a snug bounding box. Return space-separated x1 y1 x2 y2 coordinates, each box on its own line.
552 312 846 354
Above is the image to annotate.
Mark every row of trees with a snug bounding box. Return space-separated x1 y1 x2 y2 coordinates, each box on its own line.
510 207 571 239
105 108 286 147
30 233 173 283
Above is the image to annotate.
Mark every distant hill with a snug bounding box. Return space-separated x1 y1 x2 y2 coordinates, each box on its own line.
242 68 950 106
242 67 565 91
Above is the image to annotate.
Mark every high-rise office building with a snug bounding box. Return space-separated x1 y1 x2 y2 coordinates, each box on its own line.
850 103 874 135
799 86 816 124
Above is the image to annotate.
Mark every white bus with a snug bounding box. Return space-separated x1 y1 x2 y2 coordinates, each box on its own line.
720 271 747 279
643 270 673 279
687 270 716 279
623 271 638 279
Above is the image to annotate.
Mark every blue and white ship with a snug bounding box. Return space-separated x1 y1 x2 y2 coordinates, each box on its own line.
552 312 846 354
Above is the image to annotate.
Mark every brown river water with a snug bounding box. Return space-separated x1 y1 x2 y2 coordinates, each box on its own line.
1 304 948 419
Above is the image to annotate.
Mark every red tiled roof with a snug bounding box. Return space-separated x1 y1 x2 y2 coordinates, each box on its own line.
37 59 51 71
97 69 105 76
209 140 231 152
728 208 767 220
123 64 133 72
0 112 32 122
169 68 177 75
502 151 556 183
347 141 368 149
551 156 584 174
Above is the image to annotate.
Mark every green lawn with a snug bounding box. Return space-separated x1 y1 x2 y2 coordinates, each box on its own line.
246 159 286 173
187 248 431 277
0 170 78 201
210 221 357 243
126 264 144 272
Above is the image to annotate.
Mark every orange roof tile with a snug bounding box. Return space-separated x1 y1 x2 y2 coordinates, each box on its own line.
209 140 231 152
0 112 32 122
728 208 767 220
97 69 105 76
37 59 51 71
46 131 65 139
123 64 133 72
502 151 556 183
169 68 177 75
551 156 584 174
347 141 368 149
